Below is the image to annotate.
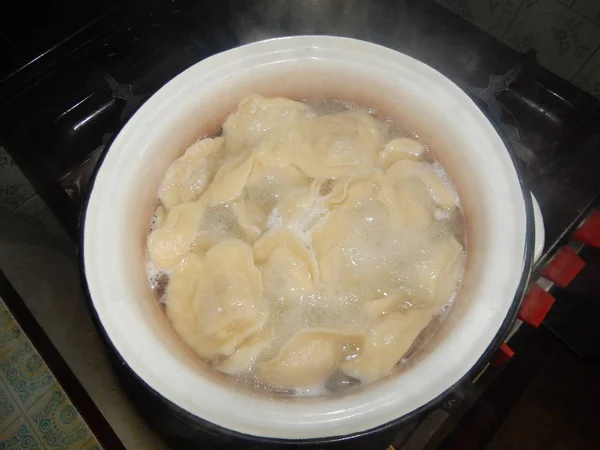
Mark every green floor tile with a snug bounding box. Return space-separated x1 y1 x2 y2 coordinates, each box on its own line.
0 298 101 449
0 380 19 433
27 387 92 449
0 306 23 359
0 339 54 411
0 416 44 449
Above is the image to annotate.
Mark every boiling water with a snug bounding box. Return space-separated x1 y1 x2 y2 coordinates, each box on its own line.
145 98 466 396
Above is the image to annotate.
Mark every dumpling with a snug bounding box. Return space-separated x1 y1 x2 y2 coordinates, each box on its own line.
312 176 398 299
159 137 224 210
230 201 267 241
192 201 267 253
321 169 384 207
192 204 243 252
223 95 315 153
378 176 433 228
257 329 362 389
147 200 206 270
246 151 309 211
340 308 433 383
283 110 386 178
164 252 205 341
365 294 410 320
166 239 267 360
269 181 325 234
412 236 464 307
165 252 238 358
206 151 254 206
384 160 458 210
196 239 266 342
215 327 274 375
254 228 319 304
378 137 425 169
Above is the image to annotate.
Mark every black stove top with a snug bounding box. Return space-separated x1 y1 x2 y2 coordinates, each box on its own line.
2 1 600 449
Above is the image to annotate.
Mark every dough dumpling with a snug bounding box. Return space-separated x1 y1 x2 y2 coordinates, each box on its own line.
378 137 425 169
148 200 206 270
223 95 315 153
285 110 386 178
365 294 409 320
254 228 320 304
167 240 267 360
322 169 384 207
257 330 362 389
193 202 267 253
164 253 204 344
341 308 433 382
195 240 266 345
246 153 309 211
166 252 259 359
215 328 274 375
231 201 267 241
379 176 433 228
413 236 464 307
192 205 239 252
159 137 224 210
269 181 325 233
207 152 254 206
385 160 458 209
312 177 397 299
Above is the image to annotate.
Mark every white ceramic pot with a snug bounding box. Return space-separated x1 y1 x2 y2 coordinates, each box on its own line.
82 36 544 443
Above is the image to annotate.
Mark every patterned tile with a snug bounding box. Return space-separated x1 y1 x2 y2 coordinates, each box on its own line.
15 196 68 241
503 1 600 79
0 147 36 211
435 0 523 38
0 301 23 359
27 387 93 450
0 416 44 450
0 379 19 434
572 49 600 97
0 339 53 410
0 298 102 449
572 0 600 25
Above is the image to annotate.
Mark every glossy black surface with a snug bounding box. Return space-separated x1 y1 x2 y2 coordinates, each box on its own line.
2 0 600 448
0 0 123 83
544 242 600 363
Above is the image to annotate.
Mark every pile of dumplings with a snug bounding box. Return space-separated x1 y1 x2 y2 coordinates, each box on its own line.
147 95 465 393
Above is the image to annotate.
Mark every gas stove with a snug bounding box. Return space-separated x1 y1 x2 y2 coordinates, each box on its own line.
2 1 600 449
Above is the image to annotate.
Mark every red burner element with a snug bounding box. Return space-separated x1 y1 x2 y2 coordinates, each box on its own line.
574 211 600 247
490 343 514 367
518 284 555 328
540 246 585 288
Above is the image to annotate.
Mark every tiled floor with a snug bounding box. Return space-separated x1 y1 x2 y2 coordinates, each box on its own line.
0 298 101 450
436 0 600 99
